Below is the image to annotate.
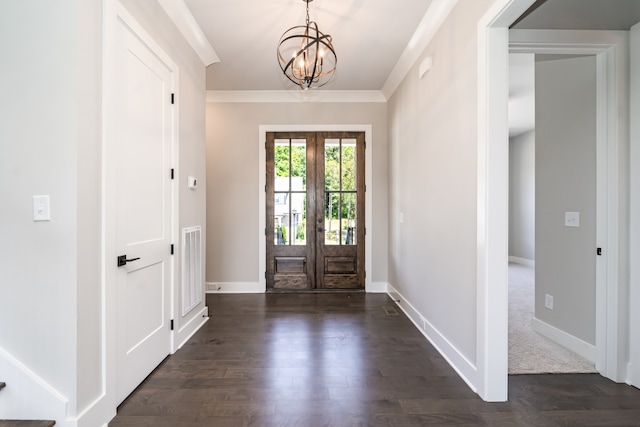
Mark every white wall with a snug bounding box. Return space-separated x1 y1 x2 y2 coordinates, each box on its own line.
509 131 535 262
0 0 207 424
534 55 597 345
205 102 388 286
0 1 84 421
387 0 495 387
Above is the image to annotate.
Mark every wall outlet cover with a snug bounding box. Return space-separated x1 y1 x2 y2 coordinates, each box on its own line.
564 211 580 227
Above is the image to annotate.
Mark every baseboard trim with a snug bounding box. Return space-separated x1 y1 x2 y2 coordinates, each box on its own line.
176 306 209 350
532 317 596 362
386 284 478 393
205 282 264 293
205 282 383 293
367 282 388 293
0 346 69 423
627 361 635 386
508 256 535 267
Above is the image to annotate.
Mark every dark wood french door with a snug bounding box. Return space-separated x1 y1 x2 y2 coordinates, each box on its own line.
266 131 365 291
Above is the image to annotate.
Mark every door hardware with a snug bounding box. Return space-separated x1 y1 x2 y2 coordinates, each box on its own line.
117 255 141 267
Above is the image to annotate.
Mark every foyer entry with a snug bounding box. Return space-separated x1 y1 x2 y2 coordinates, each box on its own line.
266 132 365 291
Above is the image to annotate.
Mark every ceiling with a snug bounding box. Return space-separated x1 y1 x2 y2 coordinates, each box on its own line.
513 0 640 30
182 0 435 91
173 0 640 97
508 0 640 137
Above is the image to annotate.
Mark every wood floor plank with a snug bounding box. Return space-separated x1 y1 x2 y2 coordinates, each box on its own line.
109 293 640 426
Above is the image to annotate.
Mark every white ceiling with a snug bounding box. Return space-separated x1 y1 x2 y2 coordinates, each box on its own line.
508 0 640 138
182 0 435 91
513 0 640 30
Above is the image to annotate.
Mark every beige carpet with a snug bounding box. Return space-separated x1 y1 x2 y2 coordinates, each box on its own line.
508 262 597 374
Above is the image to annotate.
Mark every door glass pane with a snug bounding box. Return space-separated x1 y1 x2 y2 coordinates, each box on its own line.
341 139 356 191
325 192 339 245
341 193 356 245
291 193 306 245
274 193 289 245
291 139 307 191
325 139 340 191
274 140 290 191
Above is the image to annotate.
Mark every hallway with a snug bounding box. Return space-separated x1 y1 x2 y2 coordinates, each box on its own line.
109 293 640 426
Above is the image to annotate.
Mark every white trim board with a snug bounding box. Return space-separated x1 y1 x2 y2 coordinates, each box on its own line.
0 346 69 424
508 256 534 267
175 307 209 350
258 125 374 293
629 21 640 389
157 0 219 66
207 90 386 103
509 29 625 383
387 284 478 393
205 282 264 293
382 0 459 99
532 318 596 363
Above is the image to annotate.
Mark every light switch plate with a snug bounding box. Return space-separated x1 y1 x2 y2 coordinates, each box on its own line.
565 211 579 228
33 195 50 221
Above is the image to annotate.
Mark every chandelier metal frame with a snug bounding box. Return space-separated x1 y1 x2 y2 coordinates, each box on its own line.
277 0 337 90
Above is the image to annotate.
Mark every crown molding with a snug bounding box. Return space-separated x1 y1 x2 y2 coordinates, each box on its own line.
382 0 459 99
206 90 387 103
158 0 220 66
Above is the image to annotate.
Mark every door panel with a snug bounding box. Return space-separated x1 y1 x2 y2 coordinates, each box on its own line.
316 133 365 290
266 134 315 290
266 132 364 291
114 20 173 404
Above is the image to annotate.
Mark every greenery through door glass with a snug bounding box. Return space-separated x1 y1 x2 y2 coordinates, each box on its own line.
274 140 306 245
325 139 357 245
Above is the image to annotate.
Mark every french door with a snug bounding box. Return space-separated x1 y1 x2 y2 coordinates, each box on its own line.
266 131 365 291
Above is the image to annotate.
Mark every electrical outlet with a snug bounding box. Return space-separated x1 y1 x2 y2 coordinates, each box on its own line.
565 212 580 227
545 294 554 310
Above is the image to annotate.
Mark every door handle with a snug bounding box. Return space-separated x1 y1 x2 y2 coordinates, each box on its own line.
117 255 141 267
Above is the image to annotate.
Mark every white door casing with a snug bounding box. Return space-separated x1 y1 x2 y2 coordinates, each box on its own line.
629 21 640 389
106 5 177 405
478 0 627 400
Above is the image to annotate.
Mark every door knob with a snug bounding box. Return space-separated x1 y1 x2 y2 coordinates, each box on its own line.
117 255 141 267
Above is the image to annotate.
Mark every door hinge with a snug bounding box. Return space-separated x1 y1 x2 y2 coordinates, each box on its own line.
265 141 267 149
265 228 267 236
171 244 174 255
265 185 267 193
364 140 367 149
364 228 367 236
170 168 175 179
265 272 267 278
365 185 367 192
597 247 602 256
171 93 175 104
170 319 174 330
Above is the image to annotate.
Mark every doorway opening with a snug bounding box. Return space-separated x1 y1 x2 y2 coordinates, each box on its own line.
266 131 365 291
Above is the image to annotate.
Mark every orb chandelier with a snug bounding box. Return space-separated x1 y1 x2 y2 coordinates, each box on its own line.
277 0 337 90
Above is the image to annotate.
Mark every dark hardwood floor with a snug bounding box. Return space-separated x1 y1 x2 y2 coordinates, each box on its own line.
109 293 640 426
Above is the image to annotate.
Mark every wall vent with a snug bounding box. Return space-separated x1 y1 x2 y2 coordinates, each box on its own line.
182 226 202 316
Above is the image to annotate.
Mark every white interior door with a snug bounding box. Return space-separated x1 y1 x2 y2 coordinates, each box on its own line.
114 17 174 404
